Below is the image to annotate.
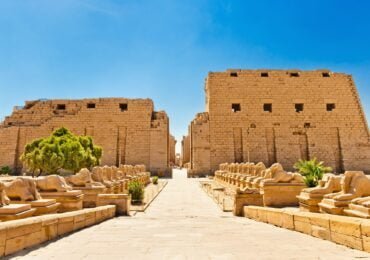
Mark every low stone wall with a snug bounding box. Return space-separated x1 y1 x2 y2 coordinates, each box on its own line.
244 206 370 253
200 181 234 212
97 194 130 215
0 205 116 257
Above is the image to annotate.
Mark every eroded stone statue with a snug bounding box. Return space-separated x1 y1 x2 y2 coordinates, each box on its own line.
324 171 370 201
36 175 72 192
65 168 105 188
303 174 342 196
318 171 370 215
92 166 114 188
0 182 10 206
238 162 267 193
262 163 304 184
297 173 342 212
4 177 42 201
249 162 268 188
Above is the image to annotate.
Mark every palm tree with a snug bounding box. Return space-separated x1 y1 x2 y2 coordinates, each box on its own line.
294 158 332 187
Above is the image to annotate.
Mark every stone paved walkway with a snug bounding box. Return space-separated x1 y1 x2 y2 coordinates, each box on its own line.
12 169 370 259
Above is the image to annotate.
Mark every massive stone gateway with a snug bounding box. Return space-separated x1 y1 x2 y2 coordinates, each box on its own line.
185 69 370 176
0 98 172 176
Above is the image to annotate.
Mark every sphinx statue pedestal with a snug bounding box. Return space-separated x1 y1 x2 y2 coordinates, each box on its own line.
233 192 263 216
344 203 370 218
73 187 107 208
261 183 306 207
297 174 342 213
319 171 370 216
97 194 130 215
318 198 350 215
40 190 84 213
0 204 36 221
12 199 60 216
3 177 61 216
297 192 323 212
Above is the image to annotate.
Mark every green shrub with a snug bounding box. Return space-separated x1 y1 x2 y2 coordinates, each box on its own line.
294 158 332 187
152 176 158 185
128 180 144 202
20 127 102 176
0 166 12 175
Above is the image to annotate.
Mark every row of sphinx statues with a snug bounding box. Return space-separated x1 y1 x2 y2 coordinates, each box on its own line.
215 162 304 192
214 162 305 208
214 162 370 218
66 164 150 192
299 171 370 217
0 164 151 221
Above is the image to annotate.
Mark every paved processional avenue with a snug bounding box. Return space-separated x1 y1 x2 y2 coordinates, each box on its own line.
12 169 370 259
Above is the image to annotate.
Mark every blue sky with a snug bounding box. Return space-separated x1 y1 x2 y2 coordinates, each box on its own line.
1 0 369 152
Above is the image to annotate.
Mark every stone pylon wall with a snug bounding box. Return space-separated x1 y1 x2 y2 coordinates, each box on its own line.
0 98 170 175
181 135 190 166
169 135 177 165
189 69 370 175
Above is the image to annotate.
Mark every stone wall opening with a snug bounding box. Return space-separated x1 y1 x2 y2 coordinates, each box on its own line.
263 103 272 113
295 103 304 113
327 103 336 111
232 103 241 113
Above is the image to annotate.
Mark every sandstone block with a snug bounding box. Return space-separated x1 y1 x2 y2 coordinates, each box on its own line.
281 210 295 230
5 236 25 256
57 221 74 236
233 193 263 216
24 230 42 248
329 215 363 238
257 208 268 223
362 236 370 253
311 225 331 241
97 194 129 216
243 206 258 220
6 219 42 240
0 246 4 257
0 226 6 247
331 232 363 251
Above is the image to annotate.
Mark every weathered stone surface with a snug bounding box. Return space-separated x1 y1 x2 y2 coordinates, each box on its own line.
5 236 25 256
0 208 36 222
311 225 331 241
40 191 84 213
0 204 31 215
363 236 370 253
329 215 363 238
6 219 42 240
243 205 370 253
331 232 363 250
233 193 263 216
261 183 305 207
97 194 130 216
24 231 42 248
281 210 295 230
